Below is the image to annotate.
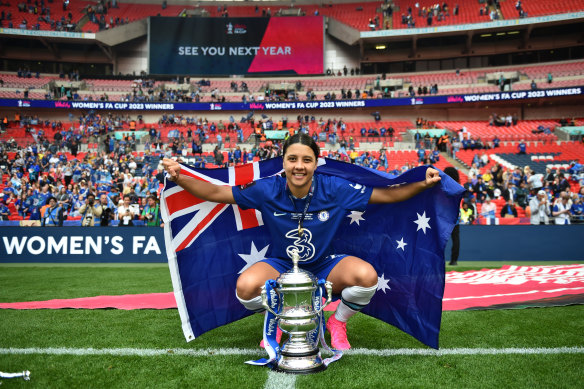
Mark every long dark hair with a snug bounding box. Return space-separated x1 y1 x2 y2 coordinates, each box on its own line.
282 133 320 159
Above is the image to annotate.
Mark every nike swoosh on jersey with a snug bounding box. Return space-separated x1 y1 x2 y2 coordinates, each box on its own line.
273 212 287 216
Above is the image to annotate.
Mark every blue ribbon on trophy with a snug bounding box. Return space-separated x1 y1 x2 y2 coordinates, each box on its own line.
245 279 281 368
313 279 343 367
305 279 324 348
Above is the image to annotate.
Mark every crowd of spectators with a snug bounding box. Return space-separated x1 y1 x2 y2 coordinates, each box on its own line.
460 160 583 225
0 109 416 226
4 67 456 105
15 67 40 79
41 78 396 105
6 0 77 31
407 84 439 97
1 110 582 226
0 119 416 225
325 67 360 77
515 0 528 19
86 0 127 31
488 113 519 127
0 143 165 227
399 2 462 28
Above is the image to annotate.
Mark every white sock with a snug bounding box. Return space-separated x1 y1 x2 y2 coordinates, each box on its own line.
334 301 357 322
235 292 264 313
334 284 378 322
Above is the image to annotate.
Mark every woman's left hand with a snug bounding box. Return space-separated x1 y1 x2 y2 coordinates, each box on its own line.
425 167 441 188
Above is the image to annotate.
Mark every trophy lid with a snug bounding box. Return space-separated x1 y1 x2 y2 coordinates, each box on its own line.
276 249 318 288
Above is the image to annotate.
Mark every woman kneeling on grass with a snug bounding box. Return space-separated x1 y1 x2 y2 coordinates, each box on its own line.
162 133 441 349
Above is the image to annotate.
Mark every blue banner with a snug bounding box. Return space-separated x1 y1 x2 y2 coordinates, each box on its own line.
0 227 166 263
2 86 582 112
1 224 580 263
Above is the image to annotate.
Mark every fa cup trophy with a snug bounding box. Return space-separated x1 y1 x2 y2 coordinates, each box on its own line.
261 250 333 374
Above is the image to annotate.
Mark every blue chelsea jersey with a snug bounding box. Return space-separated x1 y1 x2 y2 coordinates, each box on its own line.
232 174 373 265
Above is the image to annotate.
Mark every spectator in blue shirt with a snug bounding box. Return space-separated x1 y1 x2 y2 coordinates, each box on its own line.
417 148 426 163
0 200 10 220
233 146 242 164
493 135 500 148
517 140 527 154
3 181 19 197
571 196 584 223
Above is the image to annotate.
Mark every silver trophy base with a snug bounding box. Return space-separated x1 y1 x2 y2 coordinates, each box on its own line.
274 348 327 374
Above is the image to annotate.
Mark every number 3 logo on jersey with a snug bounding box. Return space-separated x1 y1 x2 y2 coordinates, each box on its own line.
285 229 315 261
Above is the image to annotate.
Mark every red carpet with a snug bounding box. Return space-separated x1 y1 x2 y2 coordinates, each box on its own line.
1 265 582 311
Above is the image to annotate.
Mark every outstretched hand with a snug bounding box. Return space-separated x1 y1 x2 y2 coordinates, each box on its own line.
425 167 441 188
162 158 181 182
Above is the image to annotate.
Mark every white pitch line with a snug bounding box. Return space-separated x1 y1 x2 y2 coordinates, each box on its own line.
344 346 584 356
0 347 258 357
1 346 583 357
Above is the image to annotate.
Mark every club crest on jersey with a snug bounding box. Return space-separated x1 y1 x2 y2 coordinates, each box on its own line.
318 210 329 222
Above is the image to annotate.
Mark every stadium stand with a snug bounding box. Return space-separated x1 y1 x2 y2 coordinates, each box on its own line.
4 0 583 33
498 0 584 19
391 0 495 29
434 119 561 142
3 59 582 104
455 143 584 174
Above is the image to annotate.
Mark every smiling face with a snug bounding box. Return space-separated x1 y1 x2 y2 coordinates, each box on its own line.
283 143 318 198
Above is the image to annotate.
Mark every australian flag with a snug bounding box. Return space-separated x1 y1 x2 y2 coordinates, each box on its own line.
161 157 464 349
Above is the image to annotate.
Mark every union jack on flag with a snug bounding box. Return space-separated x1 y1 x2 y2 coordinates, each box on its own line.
163 161 277 252
161 157 464 348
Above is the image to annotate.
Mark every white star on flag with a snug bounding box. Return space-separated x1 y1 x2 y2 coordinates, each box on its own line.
238 242 269 274
396 237 407 251
347 211 365 225
414 211 431 234
377 273 390 294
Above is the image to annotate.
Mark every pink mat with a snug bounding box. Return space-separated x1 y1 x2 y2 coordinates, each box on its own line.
443 264 584 310
0 293 176 310
1 265 582 311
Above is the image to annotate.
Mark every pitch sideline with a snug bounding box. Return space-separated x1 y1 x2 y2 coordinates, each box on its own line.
1 346 582 357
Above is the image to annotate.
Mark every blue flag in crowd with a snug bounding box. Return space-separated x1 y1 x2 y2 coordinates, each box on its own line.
161 157 464 349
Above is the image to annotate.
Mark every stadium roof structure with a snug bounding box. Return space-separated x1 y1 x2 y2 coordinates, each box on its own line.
1 5 583 70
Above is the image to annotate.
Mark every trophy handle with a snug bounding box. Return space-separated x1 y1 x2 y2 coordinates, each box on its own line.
315 281 333 315
260 284 280 317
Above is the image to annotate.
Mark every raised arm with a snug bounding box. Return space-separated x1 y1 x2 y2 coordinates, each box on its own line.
369 167 441 204
162 158 236 204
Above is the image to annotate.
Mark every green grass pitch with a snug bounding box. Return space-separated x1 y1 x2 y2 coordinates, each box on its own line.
0 262 582 388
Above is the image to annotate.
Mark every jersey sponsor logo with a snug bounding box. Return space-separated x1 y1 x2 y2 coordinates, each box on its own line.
317 210 329 222
285 228 315 261
273 212 286 216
